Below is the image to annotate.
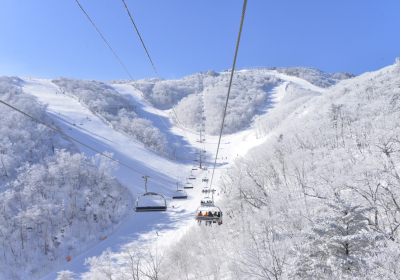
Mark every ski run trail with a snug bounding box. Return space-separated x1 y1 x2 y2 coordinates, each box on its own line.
18 71 323 280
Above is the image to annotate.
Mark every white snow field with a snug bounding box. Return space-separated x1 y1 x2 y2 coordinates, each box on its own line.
17 70 325 279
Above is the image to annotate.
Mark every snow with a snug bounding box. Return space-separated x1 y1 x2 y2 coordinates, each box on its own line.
16 69 325 279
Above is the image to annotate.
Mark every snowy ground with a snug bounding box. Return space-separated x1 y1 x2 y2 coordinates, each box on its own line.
18 71 324 279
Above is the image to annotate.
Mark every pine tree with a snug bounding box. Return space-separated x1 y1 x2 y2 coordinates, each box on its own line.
295 197 374 279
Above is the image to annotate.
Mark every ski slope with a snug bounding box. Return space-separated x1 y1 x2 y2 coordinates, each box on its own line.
18 71 324 279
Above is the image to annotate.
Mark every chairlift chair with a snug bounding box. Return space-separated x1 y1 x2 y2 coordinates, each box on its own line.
195 205 223 225
172 183 187 199
202 187 210 193
135 175 167 212
173 189 187 199
202 177 209 182
184 182 194 189
200 197 214 206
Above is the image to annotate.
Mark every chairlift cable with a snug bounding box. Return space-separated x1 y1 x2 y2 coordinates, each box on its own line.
74 0 135 82
74 0 192 158
209 0 248 192
121 0 191 142
0 100 178 185
121 0 159 80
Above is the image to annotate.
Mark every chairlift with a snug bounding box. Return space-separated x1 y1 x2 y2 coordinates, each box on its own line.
184 182 194 189
195 205 223 225
202 187 210 193
135 175 167 212
202 177 209 182
172 183 187 199
200 197 214 206
189 175 196 180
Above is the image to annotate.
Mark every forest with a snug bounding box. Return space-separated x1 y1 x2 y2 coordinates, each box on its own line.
133 67 353 135
0 77 132 280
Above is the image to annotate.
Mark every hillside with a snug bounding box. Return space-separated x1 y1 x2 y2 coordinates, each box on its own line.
153 60 400 279
0 62 386 280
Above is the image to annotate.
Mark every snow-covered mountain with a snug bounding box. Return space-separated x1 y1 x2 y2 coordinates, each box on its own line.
157 60 400 279
1 61 399 279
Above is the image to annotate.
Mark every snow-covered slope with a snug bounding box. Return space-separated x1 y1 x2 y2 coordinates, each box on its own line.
0 65 342 279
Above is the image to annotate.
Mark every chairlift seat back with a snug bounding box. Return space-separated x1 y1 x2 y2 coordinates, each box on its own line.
135 192 167 212
173 190 187 199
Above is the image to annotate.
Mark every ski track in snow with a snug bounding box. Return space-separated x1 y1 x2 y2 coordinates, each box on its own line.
18 73 324 279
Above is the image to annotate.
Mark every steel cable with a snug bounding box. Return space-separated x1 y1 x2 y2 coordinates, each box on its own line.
209 0 248 193
121 0 191 142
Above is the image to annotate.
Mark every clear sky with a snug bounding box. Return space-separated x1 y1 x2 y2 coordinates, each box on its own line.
0 0 399 81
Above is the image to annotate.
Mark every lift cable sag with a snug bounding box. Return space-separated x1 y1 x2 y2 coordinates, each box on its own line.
74 0 192 158
121 0 190 142
209 0 248 191
0 99 178 185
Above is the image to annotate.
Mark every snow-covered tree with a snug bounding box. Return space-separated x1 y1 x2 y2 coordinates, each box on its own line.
294 197 374 278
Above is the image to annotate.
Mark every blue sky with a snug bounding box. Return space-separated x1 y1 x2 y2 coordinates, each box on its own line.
0 0 399 81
